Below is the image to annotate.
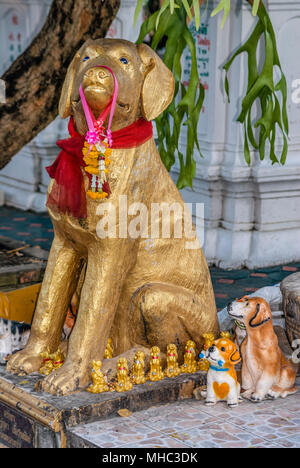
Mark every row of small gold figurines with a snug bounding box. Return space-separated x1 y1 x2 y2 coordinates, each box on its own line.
38 331 232 394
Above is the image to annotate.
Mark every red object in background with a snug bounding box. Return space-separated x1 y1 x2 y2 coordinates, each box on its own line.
12 15 19 25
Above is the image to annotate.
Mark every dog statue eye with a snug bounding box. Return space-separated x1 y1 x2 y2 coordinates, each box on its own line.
221 347 226 352
83 56 90 62
120 57 128 64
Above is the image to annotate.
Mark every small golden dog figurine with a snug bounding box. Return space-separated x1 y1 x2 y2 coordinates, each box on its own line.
131 351 146 385
198 333 215 372
39 348 54 376
181 340 197 374
148 346 164 382
165 344 180 378
199 338 241 408
104 338 114 359
87 360 109 393
115 357 133 392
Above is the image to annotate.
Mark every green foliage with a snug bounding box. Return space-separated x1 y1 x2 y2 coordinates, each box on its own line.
135 0 289 187
137 4 204 189
224 2 289 165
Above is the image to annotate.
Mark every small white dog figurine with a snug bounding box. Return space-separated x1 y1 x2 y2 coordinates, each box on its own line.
199 338 241 408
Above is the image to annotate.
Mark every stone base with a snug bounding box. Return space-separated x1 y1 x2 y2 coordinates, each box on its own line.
0 366 207 448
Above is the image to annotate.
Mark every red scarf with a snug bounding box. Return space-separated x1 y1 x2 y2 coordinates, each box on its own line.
46 117 153 219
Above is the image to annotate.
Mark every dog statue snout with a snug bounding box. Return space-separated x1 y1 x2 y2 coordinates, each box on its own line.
227 302 232 313
208 345 215 353
85 68 110 81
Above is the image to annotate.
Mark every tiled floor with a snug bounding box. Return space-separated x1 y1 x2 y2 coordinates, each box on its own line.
70 378 300 448
1 206 300 310
0 206 53 251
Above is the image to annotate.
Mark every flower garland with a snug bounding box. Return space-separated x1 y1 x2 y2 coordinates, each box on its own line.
79 66 118 200
82 135 112 199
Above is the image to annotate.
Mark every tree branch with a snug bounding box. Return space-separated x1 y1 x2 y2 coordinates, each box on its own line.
0 0 120 170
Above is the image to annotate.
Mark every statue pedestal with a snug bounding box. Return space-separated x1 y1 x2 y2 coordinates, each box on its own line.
0 366 206 448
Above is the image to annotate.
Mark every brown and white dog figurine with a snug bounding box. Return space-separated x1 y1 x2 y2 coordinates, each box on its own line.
200 337 241 408
228 296 297 402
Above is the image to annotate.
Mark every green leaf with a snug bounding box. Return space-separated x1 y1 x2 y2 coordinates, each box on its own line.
133 0 144 27
181 0 193 21
170 0 175 15
155 0 170 30
244 129 251 166
211 0 231 29
193 0 201 30
252 0 260 16
136 11 159 44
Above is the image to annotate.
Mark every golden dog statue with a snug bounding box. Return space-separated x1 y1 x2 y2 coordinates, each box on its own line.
115 357 133 392
148 346 164 382
7 38 218 395
131 350 146 385
165 344 180 378
181 340 198 374
104 338 114 360
87 360 109 393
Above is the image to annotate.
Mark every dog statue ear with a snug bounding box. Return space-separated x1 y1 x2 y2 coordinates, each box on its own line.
230 348 241 364
249 302 271 328
137 43 175 121
59 42 89 119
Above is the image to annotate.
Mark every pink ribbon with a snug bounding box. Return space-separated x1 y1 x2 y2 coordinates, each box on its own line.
79 66 119 149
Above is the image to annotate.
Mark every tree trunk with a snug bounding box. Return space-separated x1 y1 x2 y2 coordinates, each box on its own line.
0 0 120 170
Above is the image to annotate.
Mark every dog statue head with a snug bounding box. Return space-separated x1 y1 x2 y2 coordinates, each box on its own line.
202 337 241 367
227 296 272 330
59 38 175 134
167 343 178 358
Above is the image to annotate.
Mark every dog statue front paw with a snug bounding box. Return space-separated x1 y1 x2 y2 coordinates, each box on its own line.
41 361 89 395
266 389 280 400
6 347 43 375
227 401 239 408
205 400 217 406
250 392 264 402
